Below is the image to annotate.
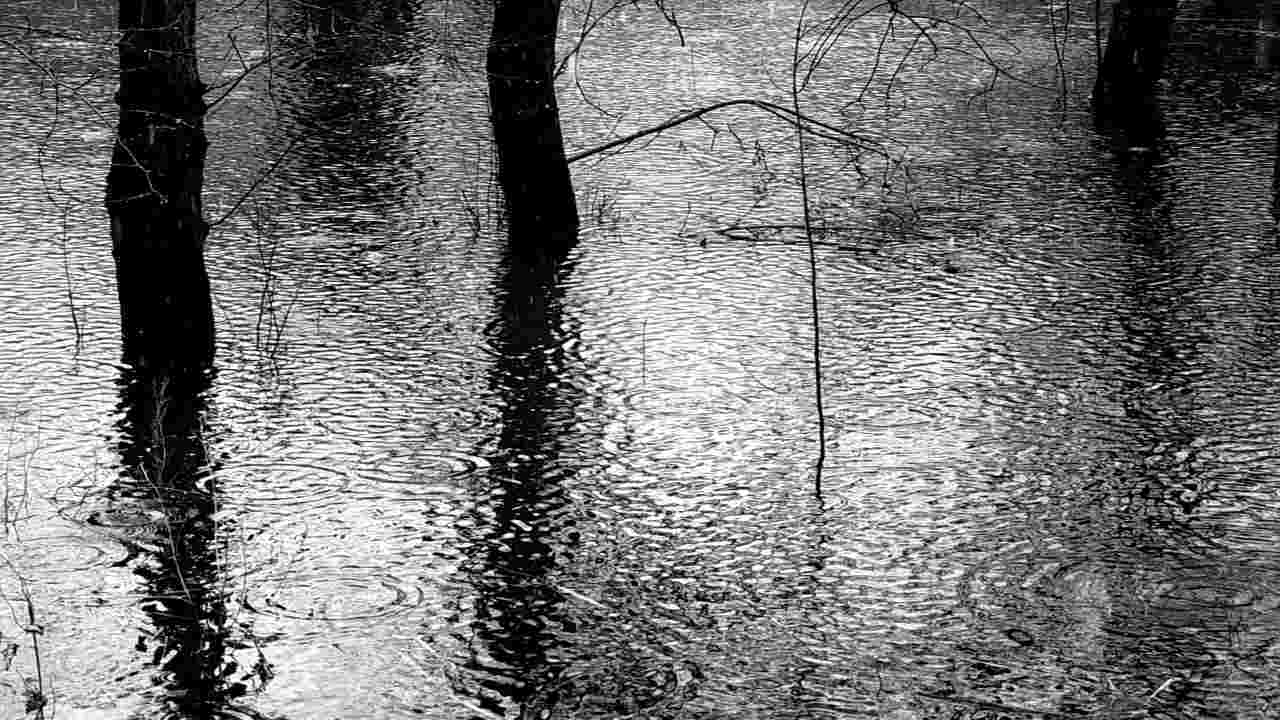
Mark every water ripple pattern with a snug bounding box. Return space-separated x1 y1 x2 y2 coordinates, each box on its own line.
0 0 1278 718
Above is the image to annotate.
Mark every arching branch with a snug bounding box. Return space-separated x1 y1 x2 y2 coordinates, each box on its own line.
566 98 892 165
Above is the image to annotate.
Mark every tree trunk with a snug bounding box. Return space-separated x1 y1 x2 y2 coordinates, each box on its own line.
1093 0 1179 126
487 0 579 259
107 0 213 372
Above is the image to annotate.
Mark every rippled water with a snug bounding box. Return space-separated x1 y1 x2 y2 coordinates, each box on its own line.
1 0 1279 718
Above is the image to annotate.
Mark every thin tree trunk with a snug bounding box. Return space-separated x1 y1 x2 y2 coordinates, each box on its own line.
107 0 213 372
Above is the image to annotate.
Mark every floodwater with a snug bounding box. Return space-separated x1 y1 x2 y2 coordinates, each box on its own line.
1 0 1279 718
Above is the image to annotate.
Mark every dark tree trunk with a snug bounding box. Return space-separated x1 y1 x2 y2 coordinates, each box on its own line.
107 0 213 372
487 0 578 259
1093 0 1179 127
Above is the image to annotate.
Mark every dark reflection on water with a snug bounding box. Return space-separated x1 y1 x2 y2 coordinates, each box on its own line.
456 6 582 714
459 246 577 718
1107 115 1209 517
1097 74 1256 719
114 369 274 720
274 0 420 223
104 2 263 714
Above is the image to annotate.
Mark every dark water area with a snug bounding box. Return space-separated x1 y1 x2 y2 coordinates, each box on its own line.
1 0 1279 718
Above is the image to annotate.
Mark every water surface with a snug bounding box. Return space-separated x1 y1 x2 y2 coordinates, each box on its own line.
0 0 1278 718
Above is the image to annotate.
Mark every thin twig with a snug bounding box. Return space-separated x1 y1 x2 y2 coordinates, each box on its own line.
208 135 302 228
0 20 113 47
652 0 686 45
205 51 272 111
59 206 83 354
793 1 827 495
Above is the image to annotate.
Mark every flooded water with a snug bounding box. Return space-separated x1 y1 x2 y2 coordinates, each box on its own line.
1 0 1279 717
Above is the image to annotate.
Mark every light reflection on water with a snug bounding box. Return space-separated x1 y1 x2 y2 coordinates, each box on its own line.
0 0 1278 717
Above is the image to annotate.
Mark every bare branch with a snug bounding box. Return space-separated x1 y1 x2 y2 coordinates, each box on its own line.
566 98 892 165
209 135 303 228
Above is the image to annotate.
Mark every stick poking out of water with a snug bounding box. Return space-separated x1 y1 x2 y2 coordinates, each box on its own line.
792 1 827 496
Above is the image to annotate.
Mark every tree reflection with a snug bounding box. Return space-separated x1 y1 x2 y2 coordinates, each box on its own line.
115 368 268 719
1093 94 1224 718
274 0 419 231
1105 114 1215 520
457 4 580 716
460 242 578 719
